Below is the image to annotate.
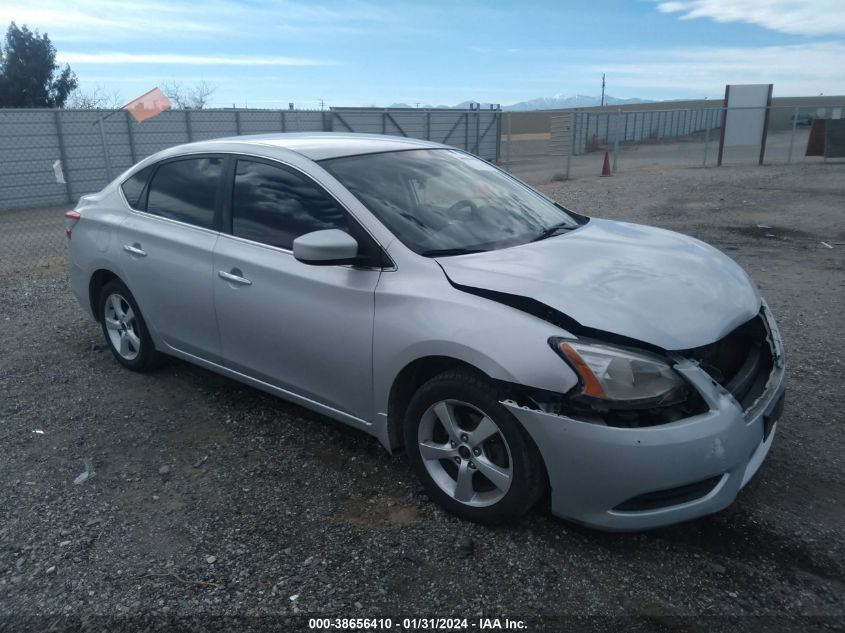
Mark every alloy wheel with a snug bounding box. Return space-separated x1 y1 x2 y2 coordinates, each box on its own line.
417 399 513 507
103 292 141 361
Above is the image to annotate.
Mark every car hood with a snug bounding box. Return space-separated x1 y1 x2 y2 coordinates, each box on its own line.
437 218 761 350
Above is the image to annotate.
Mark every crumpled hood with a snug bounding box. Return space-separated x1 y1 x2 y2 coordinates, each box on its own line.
438 218 761 350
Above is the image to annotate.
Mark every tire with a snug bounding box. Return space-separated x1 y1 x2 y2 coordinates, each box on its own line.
404 367 546 524
98 279 161 372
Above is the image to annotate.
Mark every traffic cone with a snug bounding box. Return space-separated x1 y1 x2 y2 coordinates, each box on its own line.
601 151 612 176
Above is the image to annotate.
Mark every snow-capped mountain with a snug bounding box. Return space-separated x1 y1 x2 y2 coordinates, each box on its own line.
502 94 651 111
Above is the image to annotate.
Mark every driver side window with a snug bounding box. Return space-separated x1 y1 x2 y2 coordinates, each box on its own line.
232 159 350 250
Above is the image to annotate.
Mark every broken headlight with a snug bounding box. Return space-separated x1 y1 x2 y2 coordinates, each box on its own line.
550 338 687 409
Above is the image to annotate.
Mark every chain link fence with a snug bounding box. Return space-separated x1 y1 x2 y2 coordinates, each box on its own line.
0 106 502 276
501 103 845 184
2 102 842 278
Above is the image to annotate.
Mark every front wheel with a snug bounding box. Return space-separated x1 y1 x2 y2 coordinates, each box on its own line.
404 368 546 524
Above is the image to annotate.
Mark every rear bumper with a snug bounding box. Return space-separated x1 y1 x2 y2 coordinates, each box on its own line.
505 312 786 531
69 259 94 319
68 257 94 317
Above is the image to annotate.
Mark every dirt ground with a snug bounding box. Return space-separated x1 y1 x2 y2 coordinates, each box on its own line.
1 161 843 630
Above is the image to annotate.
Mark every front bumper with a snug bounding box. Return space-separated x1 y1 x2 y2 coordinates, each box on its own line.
505 310 786 531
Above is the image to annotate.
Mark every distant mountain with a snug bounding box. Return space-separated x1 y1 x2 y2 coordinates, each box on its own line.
452 100 500 110
388 102 470 109
503 94 652 111
387 95 652 111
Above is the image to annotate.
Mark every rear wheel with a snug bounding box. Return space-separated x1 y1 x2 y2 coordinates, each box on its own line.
98 279 160 371
404 368 545 523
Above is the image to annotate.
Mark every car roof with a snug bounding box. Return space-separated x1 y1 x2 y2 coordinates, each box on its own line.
180 132 448 161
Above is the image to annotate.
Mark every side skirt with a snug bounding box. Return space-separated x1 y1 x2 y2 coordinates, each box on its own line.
162 345 375 436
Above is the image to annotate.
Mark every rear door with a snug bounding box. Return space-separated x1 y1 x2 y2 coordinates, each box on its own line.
118 155 224 362
212 157 384 421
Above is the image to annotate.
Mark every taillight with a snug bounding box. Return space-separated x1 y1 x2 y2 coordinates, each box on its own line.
65 210 81 240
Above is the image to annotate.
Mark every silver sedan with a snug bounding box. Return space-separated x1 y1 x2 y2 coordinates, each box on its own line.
67 133 785 530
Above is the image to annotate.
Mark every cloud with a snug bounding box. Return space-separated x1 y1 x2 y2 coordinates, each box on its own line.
584 41 845 96
0 0 408 43
0 3 227 40
655 0 845 36
58 52 332 66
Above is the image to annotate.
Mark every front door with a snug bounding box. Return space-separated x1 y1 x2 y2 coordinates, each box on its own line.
212 158 382 421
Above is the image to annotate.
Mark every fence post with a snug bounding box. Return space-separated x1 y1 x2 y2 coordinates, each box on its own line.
596 113 600 145
426 110 431 140
787 106 799 164
505 111 512 167
381 111 386 135
125 111 137 164
464 108 470 150
758 86 774 166
475 107 481 154
612 108 621 173
584 112 589 148
97 112 114 182
494 109 501 163
280 110 286 132
566 111 575 179
185 110 193 142
703 108 712 166
235 110 242 135
53 110 73 204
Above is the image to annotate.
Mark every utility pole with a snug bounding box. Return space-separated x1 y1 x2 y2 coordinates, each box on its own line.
319 99 325 111
601 73 606 107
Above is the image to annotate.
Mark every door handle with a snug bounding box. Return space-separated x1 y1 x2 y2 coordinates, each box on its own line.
123 244 147 257
218 270 252 286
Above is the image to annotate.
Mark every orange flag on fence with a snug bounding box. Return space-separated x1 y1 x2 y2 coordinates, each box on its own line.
124 87 172 122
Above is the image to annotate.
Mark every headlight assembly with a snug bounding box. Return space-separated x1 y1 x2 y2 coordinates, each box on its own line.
550 338 687 409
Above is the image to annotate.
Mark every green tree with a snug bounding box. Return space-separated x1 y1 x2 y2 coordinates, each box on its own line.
0 22 78 108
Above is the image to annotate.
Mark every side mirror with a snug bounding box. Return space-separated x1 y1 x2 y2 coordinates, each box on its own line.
293 229 359 265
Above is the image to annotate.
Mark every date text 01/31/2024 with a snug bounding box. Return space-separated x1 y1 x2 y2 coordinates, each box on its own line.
308 617 527 630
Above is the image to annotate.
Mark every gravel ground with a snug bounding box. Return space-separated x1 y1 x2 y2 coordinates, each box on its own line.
1 162 843 630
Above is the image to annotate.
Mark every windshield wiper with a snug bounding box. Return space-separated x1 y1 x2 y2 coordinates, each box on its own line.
420 247 488 257
531 222 574 242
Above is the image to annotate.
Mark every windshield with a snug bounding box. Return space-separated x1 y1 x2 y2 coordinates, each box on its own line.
319 149 581 255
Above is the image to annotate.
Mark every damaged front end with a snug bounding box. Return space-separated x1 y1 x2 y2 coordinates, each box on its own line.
499 304 786 530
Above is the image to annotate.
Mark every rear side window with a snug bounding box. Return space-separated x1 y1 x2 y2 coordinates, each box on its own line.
231 159 349 249
121 166 153 208
146 157 223 229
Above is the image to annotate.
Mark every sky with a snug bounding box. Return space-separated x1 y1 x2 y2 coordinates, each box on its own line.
2 0 844 108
